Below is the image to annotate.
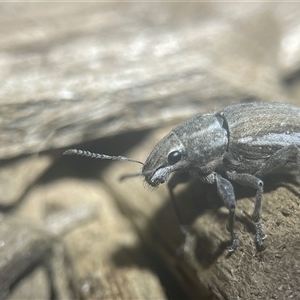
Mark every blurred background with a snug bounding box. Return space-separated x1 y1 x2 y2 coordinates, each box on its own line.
1 3 300 299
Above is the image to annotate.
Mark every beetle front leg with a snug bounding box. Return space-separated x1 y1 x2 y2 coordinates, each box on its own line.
215 174 239 252
227 171 265 249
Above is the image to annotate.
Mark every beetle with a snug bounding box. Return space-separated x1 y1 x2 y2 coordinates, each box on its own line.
64 102 300 252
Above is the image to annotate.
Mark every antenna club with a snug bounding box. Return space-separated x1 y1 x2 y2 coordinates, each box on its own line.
63 148 144 165
63 149 93 157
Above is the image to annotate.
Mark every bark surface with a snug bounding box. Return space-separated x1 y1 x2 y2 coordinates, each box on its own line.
1 3 300 299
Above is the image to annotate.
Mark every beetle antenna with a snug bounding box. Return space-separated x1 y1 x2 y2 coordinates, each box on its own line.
64 149 144 165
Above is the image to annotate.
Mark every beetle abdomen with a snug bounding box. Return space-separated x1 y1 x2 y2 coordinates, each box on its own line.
217 102 300 173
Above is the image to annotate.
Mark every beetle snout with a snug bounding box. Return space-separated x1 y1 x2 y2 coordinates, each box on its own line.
149 176 165 187
144 167 170 187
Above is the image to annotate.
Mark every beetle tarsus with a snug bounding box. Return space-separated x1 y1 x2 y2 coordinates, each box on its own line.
228 230 239 252
254 221 266 249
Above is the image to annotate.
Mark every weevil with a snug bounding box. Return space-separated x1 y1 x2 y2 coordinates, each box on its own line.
64 102 300 252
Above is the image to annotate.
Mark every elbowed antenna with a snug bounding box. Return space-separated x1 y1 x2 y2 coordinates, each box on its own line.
63 149 144 165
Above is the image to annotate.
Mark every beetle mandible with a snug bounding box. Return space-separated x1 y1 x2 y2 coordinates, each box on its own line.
64 102 300 252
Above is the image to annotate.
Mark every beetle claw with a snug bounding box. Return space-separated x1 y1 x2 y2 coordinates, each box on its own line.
227 231 239 252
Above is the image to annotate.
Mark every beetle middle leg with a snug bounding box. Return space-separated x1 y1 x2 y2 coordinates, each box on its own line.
227 171 265 249
254 144 300 180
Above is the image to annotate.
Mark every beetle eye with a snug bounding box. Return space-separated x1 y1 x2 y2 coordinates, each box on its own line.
168 151 182 165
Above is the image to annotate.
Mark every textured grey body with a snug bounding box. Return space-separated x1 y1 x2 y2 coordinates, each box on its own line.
142 102 300 251
144 102 300 180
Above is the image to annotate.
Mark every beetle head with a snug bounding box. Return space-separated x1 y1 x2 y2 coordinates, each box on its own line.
142 132 187 187
142 114 228 187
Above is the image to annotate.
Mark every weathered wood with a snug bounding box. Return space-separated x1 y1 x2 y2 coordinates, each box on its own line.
2 2 300 299
0 155 53 207
2 179 167 300
0 217 78 300
1 3 300 159
37 178 168 300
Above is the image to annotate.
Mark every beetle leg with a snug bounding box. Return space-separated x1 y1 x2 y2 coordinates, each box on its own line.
227 171 265 249
215 174 239 252
254 144 300 178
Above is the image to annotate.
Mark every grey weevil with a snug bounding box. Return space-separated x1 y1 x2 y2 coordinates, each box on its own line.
64 102 300 252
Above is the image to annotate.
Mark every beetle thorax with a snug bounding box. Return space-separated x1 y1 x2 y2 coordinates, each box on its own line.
173 114 228 168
